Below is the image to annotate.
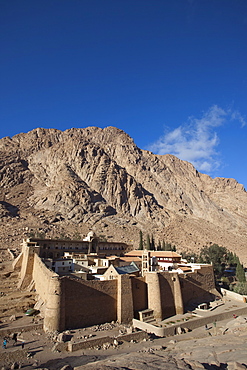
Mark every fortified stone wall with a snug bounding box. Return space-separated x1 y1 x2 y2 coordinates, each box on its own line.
63 276 118 329
159 272 177 319
18 242 37 288
131 276 148 316
33 253 58 304
145 272 183 320
16 244 217 332
179 265 215 308
145 272 162 320
117 275 133 324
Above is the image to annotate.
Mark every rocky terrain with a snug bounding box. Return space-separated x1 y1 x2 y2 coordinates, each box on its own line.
1 307 247 369
1 126 247 263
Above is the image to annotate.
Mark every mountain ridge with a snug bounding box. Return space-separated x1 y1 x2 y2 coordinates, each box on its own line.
0 126 247 263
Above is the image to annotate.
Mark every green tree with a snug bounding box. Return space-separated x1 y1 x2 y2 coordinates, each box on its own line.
182 252 199 263
227 251 235 266
139 230 143 250
146 234 151 250
165 243 172 251
236 261 246 282
151 234 155 251
157 241 161 251
199 244 228 274
233 282 247 295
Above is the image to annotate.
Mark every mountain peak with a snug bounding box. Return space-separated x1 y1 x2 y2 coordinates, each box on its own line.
1 126 247 264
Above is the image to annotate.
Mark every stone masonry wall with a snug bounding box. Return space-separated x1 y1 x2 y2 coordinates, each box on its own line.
179 265 215 308
131 276 148 317
17 247 216 332
33 253 58 305
117 275 133 324
18 244 35 288
158 272 177 319
67 331 150 352
63 276 118 329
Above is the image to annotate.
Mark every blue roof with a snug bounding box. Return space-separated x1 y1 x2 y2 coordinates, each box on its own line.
115 262 139 275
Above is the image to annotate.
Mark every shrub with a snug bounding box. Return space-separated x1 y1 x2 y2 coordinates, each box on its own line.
233 282 247 295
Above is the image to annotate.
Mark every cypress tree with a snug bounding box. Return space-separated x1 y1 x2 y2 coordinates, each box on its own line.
139 230 143 250
146 234 151 250
236 261 246 282
151 234 155 250
166 243 172 251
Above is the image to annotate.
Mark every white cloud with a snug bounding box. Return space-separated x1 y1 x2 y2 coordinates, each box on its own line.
230 110 246 128
148 105 245 173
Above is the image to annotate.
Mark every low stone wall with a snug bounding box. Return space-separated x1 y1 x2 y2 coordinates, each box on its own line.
68 335 114 352
221 288 247 302
0 323 43 338
117 330 149 342
68 330 150 352
133 305 247 337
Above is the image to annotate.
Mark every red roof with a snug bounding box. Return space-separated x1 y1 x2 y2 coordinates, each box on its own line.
119 256 142 262
125 250 181 258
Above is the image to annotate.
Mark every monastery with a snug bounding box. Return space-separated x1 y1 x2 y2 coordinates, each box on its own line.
13 233 217 333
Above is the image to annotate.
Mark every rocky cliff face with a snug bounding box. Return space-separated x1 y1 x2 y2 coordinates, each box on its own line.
0 127 247 263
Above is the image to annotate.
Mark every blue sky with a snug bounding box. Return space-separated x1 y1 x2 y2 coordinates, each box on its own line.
1 0 247 188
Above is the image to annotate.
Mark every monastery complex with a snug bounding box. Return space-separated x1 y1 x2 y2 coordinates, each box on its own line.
13 233 217 333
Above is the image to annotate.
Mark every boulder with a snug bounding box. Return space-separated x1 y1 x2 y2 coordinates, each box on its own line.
57 332 68 342
176 327 183 335
10 363 19 370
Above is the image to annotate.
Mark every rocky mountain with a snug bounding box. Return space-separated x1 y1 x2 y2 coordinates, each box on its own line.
0 126 247 263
